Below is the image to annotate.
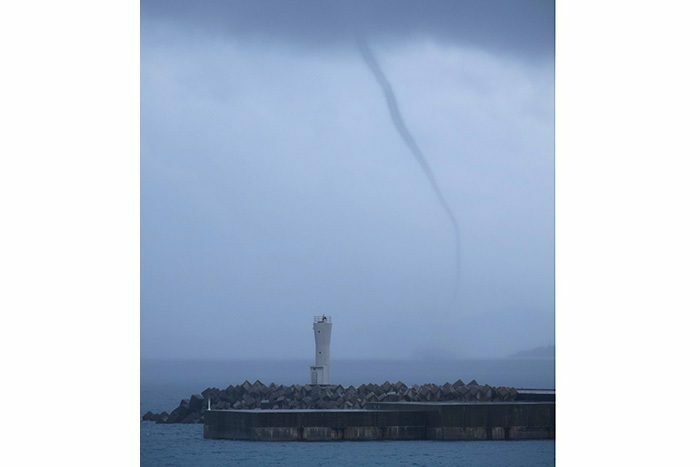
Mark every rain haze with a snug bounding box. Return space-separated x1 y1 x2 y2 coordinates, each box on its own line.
141 0 554 361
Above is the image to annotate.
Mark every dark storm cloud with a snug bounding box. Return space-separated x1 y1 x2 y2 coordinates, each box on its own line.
141 0 554 58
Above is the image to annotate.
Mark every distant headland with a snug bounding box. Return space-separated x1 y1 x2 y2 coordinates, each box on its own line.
508 345 555 359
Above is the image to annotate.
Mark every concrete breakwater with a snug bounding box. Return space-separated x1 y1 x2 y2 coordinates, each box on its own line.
143 379 536 424
203 402 555 441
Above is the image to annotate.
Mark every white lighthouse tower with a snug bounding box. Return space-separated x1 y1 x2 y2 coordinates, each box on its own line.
310 315 332 385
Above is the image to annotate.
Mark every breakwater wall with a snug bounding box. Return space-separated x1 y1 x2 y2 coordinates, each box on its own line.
204 409 429 441
203 401 554 441
143 379 533 424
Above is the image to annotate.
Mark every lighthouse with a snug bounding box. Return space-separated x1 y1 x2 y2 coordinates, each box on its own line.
310 315 332 385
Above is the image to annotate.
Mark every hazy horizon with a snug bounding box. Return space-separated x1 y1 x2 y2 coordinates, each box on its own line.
141 351 555 363
141 356 555 413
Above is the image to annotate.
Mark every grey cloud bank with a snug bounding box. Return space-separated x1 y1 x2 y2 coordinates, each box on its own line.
141 1 554 360
142 0 554 58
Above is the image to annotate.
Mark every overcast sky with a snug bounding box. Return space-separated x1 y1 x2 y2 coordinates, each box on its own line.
141 0 554 360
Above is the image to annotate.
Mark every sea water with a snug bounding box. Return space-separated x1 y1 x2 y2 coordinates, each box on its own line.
141 423 554 466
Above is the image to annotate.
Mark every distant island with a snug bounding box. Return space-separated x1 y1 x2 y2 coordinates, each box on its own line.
509 345 555 359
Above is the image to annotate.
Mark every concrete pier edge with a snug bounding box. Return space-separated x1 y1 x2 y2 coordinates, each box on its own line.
204 401 555 441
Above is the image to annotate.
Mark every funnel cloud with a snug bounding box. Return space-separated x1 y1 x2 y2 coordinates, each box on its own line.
357 39 462 300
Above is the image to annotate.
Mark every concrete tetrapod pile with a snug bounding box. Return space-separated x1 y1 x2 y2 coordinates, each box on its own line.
142 379 520 424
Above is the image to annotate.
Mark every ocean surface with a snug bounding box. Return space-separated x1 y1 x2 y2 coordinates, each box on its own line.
142 358 555 466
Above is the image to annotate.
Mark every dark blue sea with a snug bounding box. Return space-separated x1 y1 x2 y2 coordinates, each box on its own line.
141 359 555 466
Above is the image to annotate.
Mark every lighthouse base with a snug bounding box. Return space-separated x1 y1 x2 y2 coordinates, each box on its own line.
309 366 328 385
